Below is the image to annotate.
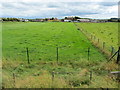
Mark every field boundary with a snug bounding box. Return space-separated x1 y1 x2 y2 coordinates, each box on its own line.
73 22 118 62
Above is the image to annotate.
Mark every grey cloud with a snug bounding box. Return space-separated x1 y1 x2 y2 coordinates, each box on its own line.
99 2 117 6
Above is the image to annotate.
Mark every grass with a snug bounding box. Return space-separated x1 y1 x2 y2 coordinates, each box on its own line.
2 59 118 88
76 22 118 51
2 22 119 88
2 22 106 62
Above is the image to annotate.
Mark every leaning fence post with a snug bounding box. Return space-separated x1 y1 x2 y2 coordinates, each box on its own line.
26 47 30 64
88 47 90 60
116 47 120 64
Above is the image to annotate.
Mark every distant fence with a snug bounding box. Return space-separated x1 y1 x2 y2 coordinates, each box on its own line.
73 22 118 62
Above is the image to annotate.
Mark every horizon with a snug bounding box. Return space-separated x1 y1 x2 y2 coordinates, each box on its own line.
1 16 119 20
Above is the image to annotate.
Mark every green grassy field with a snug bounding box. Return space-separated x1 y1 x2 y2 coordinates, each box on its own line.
76 22 118 51
2 22 106 62
2 22 118 88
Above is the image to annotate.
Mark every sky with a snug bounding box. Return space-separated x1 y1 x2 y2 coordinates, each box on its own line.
1 0 120 19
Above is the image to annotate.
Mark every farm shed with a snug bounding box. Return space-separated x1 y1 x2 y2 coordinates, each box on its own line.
29 19 43 22
19 18 29 22
64 19 72 22
90 20 98 23
110 18 120 22
77 19 90 22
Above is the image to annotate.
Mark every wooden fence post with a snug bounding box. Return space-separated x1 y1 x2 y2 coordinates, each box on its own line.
90 71 92 81
88 47 90 60
52 71 55 85
56 46 59 64
98 39 99 44
111 46 114 56
103 42 105 50
26 47 30 64
13 73 16 87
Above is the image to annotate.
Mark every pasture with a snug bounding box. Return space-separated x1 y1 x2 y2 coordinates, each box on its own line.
2 22 118 88
76 22 118 52
2 22 106 62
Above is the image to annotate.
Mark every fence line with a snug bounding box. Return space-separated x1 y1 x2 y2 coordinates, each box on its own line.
4 22 118 63
73 22 118 61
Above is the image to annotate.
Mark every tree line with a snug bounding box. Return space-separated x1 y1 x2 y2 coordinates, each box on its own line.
1 17 120 22
2 18 20 21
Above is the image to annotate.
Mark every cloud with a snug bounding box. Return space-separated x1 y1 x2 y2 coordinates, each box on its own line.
1 0 119 19
1 0 120 3
99 2 118 6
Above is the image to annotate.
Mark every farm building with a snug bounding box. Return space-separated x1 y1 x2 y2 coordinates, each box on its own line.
77 19 90 22
63 16 75 22
73 20 79 22
65 16 74 20
64 19 72 22
44 18 59 22
90 19 108 23
97 19 108 23
90 19 98 23
19 18 29 22
48 18 59 22
110 18 120 22
29 19 44 22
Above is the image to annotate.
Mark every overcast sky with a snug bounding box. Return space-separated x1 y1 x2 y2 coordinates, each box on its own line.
1 0 120 19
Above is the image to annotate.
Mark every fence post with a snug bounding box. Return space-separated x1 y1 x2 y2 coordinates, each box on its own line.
51 71 55 86
90 71 92 81
98 39 99 44
56 46 59 64
88 47 90 60
13 73 16 87
116 47 120 64
26 47 30 64
103 42 105 50
111 46 114 56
